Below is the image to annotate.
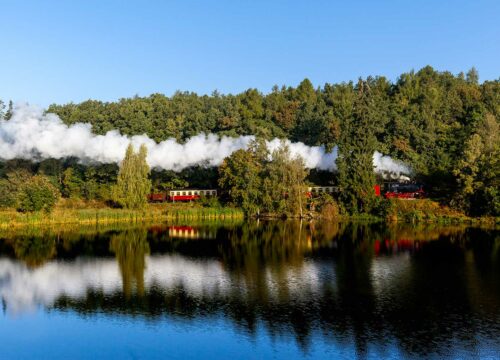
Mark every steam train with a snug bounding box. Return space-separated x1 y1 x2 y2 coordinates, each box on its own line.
306 183 424 200
148 181 424 203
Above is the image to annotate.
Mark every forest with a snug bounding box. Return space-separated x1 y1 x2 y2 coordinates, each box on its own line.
0 66 498 218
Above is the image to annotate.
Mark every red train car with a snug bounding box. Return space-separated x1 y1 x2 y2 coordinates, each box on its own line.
148 189 218 202
168 189 217 202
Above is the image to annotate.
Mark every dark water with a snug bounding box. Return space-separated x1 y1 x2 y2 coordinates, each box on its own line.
0 221 498 359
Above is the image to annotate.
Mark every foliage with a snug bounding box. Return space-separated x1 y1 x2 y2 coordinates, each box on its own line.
0 168 33 208
382 199 468 223
17 175 60 213
219 139 308 217
218 139 267 216
112 144 152 209
337 80 380 214
199 194 222 208
452 113 499 216
262 142 309 217
0 66 497 216
314 193 340 219
62 167 83 198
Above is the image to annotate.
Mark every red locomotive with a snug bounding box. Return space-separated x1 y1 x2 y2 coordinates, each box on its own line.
382 182 425 199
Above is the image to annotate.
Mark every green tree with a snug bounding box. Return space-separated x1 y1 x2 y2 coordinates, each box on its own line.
453 114 499 215
17 175 60 213
0 169 33 208
337 80 379 214
112 144 152 209
218 139 267 216
62 167 83 198
263 142 309 217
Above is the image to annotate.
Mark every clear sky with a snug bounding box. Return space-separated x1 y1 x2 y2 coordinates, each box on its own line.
1 0 499 106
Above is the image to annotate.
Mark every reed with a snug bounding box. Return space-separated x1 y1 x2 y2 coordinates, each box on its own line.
0 203 244 228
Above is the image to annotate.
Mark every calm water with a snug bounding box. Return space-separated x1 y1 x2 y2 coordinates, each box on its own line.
0 221 498 359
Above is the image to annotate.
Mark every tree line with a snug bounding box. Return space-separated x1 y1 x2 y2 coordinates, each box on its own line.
0 66 498 216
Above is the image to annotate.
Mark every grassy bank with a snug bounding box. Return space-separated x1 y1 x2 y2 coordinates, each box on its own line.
382 199 498 224
307 198 497 224
0 198 496 229
0 201 244 228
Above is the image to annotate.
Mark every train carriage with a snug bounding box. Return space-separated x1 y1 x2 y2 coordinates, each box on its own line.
148 189 217 202
168 189 217 202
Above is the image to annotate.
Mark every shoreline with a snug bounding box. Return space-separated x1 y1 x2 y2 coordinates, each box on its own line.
0 204 244 229
0 204 497 229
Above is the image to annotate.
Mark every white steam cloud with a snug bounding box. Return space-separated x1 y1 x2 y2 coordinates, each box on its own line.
0 104 409 174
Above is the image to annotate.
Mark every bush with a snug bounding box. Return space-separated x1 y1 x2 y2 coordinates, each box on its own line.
199 195 222 208
17 175 60 213
315 193 340 219
373 197 395 219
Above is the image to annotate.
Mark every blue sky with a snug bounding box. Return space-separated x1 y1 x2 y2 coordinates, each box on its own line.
1 0 498 106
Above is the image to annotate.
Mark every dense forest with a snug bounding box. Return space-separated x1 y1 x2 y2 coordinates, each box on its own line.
0 66 498 217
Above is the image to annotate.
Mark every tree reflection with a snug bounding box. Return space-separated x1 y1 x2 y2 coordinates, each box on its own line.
110 228 149 298
1 222 498 357
12 235 57 268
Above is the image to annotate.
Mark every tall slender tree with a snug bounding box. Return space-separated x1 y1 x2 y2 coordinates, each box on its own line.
337 80 379 214
113 144 151 209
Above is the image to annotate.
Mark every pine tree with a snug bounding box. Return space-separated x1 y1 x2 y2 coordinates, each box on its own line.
337 80 379 214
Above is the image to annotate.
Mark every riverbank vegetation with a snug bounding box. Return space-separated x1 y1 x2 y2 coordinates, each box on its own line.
0 66 498 220
0 200 243 228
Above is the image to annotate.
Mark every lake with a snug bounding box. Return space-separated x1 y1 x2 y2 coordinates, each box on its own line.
0 221 498 359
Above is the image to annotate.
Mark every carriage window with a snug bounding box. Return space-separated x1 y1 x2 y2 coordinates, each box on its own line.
188 191 192 195
182 191 186 195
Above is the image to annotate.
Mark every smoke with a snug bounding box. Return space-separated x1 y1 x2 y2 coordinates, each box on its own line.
373 151 410 177
0 104 409 175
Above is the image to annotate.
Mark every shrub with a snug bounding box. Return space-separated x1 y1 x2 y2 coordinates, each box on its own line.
315 193 340 219
17 175 60 213
199 195 222 208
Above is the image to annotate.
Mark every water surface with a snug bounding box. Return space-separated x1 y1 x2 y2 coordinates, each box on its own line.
0 222 498 359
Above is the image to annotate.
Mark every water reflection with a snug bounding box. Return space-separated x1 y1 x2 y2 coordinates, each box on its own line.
110 229 149 298
0 222 498 358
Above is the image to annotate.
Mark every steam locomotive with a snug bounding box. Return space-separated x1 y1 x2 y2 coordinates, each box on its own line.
382 182 425 199
378 172 425 199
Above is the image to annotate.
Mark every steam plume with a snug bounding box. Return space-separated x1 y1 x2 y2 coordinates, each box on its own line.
0 104 409 174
